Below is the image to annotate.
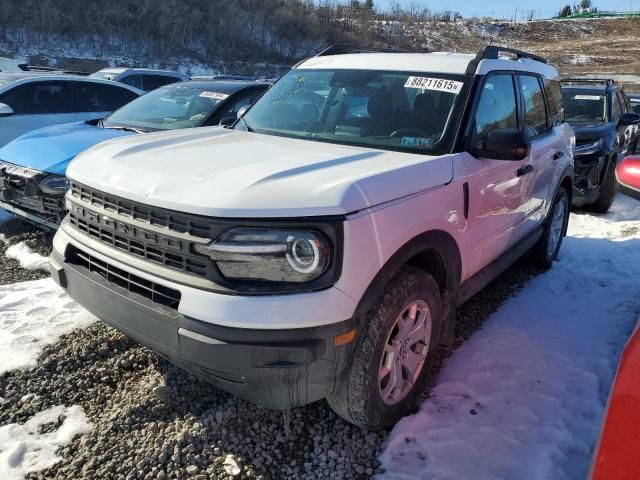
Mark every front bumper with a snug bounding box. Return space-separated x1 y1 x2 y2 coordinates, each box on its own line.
50 226 358 409
572 154 606 207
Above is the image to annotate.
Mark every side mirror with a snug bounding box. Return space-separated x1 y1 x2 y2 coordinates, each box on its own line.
236 105 250 119
0 103 14 117
477 128 531 161
218 115 236 127
619 112 640 126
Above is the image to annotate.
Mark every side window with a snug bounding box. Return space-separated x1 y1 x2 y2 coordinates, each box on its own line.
143 75 181 91
519 75 549 138
612 93 622 122
75 83 138 112
205 91 263 125
120 75 144 91
0 81 74 114
543 78 564 127
471 74 518 149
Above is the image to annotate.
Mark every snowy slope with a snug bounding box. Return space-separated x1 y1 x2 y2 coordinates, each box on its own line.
380 194 640 480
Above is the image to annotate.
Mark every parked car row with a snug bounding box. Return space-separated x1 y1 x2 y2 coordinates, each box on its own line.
0 45 638 431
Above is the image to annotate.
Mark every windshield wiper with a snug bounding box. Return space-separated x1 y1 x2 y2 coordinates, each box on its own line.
239 116 254 133
103 125 148 134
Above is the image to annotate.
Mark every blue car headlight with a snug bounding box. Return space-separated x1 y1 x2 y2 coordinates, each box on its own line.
39 175 70 196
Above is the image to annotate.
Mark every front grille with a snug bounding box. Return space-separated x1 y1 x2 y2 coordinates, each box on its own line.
68 182 215 279
67 245 181 310
70 182 213 237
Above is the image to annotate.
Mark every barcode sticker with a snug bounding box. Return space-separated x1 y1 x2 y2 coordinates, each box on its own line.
199 91 229 100
405 77 463 94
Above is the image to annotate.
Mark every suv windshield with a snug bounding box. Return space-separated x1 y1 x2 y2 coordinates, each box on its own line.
561 88 607 123
240 69 467 155
103 84 226 131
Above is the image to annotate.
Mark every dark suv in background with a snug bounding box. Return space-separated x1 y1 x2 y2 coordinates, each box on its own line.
561 78 640 213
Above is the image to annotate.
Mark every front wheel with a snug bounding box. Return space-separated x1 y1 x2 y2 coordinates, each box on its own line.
587 160 616 214
530 187 569 269
327 267 442 430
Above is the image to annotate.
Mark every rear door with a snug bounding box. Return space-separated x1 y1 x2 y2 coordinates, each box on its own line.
517 74 566 224
463 73 536 271
73 82 139 122
0 80 76 147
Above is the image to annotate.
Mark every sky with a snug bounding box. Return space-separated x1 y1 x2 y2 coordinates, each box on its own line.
373 1 635 19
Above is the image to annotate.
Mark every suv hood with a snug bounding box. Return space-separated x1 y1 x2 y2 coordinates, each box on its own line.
569 122 614 141
67 127 455 217
0 122 135 175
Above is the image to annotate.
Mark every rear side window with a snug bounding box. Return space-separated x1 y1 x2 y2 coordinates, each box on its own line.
120 75 144 90
543 78 564 127
471 74 518 149
144 75 181 91
0 81 75 114
519 75 548 137
75 83 138 112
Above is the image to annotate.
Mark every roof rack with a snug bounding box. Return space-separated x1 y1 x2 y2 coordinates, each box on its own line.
561 77 615 87
476 46 547 64
26 65 90 76
314 44 408 57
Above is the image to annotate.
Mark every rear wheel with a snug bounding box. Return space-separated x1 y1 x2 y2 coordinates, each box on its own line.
587 160 616 214
531 187 569 269
327 267 442 430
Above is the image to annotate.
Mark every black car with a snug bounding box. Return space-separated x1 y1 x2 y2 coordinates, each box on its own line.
627 93 640 114
561 78 640 213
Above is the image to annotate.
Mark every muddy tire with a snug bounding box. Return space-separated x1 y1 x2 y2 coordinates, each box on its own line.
531 187 569 269
327 266 442 430
587 160 616 214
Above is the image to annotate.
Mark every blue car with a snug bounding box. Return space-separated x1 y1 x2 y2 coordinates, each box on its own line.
0 80 270 228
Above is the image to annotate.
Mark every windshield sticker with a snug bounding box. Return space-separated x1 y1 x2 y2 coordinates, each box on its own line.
199 91 229 100
404 77 463 94
574 95 602 101
401 137 433 149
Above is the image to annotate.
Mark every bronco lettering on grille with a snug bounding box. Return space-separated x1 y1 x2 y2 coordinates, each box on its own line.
71 203 183 252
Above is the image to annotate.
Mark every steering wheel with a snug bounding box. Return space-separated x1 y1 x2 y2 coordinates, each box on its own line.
390 127 430 138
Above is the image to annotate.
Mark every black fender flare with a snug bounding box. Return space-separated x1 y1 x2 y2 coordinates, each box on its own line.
353 230 462 344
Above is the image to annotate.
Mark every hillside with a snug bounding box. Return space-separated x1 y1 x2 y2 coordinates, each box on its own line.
1 1 639 86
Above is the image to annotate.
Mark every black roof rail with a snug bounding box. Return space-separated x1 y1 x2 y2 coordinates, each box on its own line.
476 45 547 64
26 65 90 76
314 44 408 57
560 77 615 87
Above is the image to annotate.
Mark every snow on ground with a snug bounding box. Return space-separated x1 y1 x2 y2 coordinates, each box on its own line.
0 279 96 374
0 405 91 480
4 242 49 272
380 194 640 480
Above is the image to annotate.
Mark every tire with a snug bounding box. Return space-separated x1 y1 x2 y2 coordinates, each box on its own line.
327 266 442 430
587 160 616 214
530 187 569 269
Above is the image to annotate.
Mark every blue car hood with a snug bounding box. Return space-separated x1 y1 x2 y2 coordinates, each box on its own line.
0 122 136 175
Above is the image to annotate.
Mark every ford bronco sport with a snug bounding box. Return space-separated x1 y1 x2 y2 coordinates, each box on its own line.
50 46 574 430
561 78 640 213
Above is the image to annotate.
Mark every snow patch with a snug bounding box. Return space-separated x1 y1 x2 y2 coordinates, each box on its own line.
0 278 96 374
5 242 49 272
0 405 91 480
380 194 640 480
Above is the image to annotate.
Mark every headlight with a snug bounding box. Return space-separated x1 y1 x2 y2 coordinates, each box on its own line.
39 175 70 195
194 228 331 283
574 139 603 157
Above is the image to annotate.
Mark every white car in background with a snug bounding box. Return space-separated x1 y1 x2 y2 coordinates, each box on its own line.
0 74 142 147
89 68 189 91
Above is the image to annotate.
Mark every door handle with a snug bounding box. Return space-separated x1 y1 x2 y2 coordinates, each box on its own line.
516 164 534 177
553 151 564 161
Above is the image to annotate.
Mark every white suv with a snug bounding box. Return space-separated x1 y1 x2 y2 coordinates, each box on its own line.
50 46 574 430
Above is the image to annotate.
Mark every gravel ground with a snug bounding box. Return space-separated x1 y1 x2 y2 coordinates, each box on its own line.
0 221 541 480
0 217 53 284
